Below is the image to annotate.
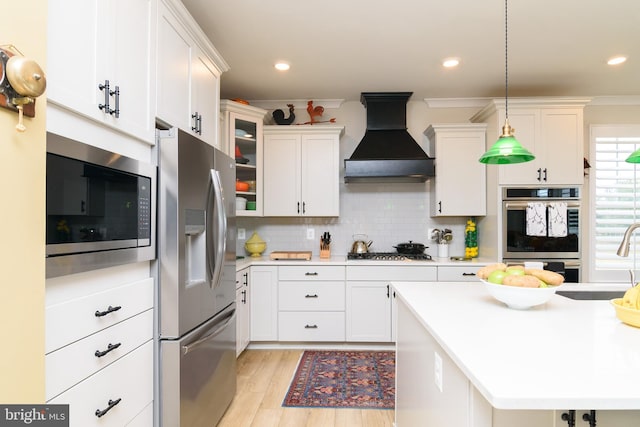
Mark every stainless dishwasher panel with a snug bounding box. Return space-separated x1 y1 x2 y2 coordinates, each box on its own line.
160 303 237 427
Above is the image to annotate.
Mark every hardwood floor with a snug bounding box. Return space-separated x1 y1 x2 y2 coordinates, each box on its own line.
217 349 395 427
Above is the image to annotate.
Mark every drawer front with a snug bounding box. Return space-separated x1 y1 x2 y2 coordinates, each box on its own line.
279 282 345 311
46 278 153 353
48 341 153 427
279 265 345 281
278 312 345 341
46 309 153 401
346 265 437 281
437 266 481 282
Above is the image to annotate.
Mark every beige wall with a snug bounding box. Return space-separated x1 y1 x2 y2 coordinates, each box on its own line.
0 1 47 402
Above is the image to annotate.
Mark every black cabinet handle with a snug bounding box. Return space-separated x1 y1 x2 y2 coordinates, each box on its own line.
98 80 110 113
94 342 121 358
81 200 86 213
438 201 442 213
95 305 122 317
304 272 318 276
304 324 318 329
561 410 576 427
386 284 390 298
462 272 476 276
241 289 246 304
537 168 542 181
95 398 121 418
242 272 248 286
297 202 300 213
304 294 318 298
191 112 199 133
302 201 306 214
109 85 120 118
542 168 548 181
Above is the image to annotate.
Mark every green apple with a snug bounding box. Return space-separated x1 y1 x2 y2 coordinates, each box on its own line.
505 267 525 276
487 269 507 284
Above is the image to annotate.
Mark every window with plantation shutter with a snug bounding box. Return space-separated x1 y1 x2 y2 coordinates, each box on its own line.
590 125 640 282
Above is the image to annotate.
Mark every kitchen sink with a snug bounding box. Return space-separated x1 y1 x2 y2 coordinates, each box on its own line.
556 290 625 300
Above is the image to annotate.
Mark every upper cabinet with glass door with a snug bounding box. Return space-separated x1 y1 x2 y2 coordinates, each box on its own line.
220 100 268 216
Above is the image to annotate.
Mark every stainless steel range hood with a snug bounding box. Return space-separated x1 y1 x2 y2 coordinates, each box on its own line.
344 92 435 183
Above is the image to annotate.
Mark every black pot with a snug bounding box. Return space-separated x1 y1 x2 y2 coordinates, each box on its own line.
393 241 427 254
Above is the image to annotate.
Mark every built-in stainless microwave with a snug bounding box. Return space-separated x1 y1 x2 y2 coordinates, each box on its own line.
46 133 156 278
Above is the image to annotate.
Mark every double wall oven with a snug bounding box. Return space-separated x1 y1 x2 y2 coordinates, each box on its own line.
502 187 581 282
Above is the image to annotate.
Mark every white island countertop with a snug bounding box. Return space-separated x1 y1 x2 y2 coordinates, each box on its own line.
392 281 640 410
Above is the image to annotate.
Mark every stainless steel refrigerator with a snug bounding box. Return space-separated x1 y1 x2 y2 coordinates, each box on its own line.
156 128 236 427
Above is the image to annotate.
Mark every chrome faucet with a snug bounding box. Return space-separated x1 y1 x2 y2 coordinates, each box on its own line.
616 222 640 257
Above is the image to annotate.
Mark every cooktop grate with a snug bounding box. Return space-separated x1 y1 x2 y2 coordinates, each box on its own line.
347 252 432 261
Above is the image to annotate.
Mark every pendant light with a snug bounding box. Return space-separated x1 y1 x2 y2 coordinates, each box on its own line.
625 148 640 163
479 0 535 164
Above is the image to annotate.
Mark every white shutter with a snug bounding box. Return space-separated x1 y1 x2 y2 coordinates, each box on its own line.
590 125 640 282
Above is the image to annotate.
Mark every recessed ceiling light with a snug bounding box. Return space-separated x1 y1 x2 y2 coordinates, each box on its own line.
607 56 627 65
275 62 290 71
442 58 460 68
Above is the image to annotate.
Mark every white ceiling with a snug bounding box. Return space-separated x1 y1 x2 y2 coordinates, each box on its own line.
181 0 640 103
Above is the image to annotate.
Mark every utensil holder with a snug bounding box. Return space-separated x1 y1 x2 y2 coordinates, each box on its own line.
437 243 449 258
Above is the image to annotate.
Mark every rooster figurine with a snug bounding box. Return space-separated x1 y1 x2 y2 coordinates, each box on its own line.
272 103 295 125
301 100 336 125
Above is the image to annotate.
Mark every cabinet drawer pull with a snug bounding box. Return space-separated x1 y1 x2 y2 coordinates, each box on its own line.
304 272 318 276
304 324 318 329
95 305 122 317
462 272 476 276
94 342 121 358
95 398 121 418
305 294 318 298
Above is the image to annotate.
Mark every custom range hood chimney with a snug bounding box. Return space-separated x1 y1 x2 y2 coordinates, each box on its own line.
344 92 435 183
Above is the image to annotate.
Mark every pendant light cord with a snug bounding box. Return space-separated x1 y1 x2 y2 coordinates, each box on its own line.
505 0 509 120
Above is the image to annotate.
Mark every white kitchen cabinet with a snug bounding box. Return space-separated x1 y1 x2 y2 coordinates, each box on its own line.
249 266 278 341
235 267 250 356
263 125 344 217
221 100 267 216
277 265 346 342
47 0 156 144
425 124 487 216
346 265 437 342
437 265 482 282
471 99 589 186
156 0 228 148
45 269 154 426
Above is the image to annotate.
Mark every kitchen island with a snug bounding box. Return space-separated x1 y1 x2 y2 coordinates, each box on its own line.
393 281 640 427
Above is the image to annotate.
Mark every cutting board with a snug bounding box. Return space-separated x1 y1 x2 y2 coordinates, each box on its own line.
270 251 313 261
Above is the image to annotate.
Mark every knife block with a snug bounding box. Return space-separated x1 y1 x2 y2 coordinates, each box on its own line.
320 239 331 259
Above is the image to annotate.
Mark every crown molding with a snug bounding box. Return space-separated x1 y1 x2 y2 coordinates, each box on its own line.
426 96 640 109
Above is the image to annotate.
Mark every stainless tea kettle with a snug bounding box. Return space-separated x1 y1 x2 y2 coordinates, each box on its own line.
351 234 373 254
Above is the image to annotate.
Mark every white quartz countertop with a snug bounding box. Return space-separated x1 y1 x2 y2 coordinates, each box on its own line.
392 281 640 410
235 255 494 271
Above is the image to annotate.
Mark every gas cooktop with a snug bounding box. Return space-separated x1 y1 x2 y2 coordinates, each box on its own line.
347 252 432 261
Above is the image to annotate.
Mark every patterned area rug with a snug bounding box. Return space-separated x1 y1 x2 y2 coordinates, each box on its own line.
282 350 395 409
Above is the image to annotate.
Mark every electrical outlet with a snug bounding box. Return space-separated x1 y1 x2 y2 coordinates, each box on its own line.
434 351 443 392
306 228 315 240
238 228 246 240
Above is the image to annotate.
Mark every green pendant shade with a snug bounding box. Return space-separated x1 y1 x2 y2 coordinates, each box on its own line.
626 148 640 163
479 121 535 164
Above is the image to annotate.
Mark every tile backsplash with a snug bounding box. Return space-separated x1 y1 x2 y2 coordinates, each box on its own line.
236 181 469 259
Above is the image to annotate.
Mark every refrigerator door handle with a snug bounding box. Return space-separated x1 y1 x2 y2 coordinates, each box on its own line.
181 309 236 356
207 169 228 289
